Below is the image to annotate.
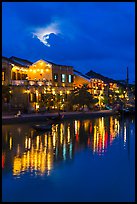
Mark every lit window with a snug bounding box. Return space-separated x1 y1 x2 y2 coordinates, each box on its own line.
54 74 58 82
12 72 16 80
2 72 5 81
68 75 73 83
61 74 66 82
17 72 21 80
29 93 36 102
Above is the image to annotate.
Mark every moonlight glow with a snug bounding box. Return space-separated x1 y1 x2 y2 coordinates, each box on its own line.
32 22 60 47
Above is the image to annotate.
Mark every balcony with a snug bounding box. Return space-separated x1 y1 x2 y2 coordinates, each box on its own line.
11 80 53 86
29 81 52 86
11 80 28 86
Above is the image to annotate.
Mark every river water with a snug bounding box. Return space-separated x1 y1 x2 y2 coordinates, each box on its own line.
2 115 135 202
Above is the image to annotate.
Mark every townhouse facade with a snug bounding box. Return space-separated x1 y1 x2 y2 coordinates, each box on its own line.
2 56 128 112
2 56 74 111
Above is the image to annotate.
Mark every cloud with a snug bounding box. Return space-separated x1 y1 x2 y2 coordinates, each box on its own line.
2 2 135 83
32 22 61 47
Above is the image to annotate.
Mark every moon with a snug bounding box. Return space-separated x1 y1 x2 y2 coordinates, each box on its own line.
32 22 60 47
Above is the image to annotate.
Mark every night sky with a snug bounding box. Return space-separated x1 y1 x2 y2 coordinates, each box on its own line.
2 2 135 83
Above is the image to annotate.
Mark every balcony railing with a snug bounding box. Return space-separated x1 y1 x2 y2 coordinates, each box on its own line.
29 81 52 86
11 80 27 86
11 80 53 86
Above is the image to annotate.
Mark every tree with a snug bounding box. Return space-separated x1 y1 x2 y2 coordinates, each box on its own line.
67 86 98 110
102 95 108 105
55 93 64 111
41 93 54 110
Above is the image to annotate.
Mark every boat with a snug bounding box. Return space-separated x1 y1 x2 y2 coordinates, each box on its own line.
32 124 52 132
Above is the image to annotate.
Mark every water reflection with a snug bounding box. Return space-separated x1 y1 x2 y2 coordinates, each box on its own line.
2 115 134 179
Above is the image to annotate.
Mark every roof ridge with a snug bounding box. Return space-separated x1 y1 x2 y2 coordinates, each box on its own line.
10 56 33 64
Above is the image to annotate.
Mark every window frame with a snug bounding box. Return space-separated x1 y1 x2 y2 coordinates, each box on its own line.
61 74 66 83
53 73 58 82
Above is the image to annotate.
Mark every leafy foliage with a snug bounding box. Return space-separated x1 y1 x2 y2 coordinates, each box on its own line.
67 86 98 110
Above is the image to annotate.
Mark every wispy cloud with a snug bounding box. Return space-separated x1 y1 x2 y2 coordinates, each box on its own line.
32 22 60 47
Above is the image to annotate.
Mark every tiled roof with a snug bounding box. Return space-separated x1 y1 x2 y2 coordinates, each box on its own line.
86 70 126 87
9 56 33 67
2 56 10 61
2 56 22 67
74 69 90 81
44 59 73 67
2 56 26 67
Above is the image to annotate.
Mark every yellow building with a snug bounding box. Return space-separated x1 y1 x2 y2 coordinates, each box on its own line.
2 56 74 111
28 60 52 81
2 55 125 111
90 78 108 106
2 56 32 110
26 59 74 111
73 69 91 88
73 71 108 107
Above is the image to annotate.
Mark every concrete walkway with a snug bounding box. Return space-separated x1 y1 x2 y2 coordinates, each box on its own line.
2 110 116 124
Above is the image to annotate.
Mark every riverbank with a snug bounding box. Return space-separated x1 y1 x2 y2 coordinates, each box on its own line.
2 110 118 124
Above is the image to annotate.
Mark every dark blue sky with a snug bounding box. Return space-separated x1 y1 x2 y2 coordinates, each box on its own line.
2 2 135 83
